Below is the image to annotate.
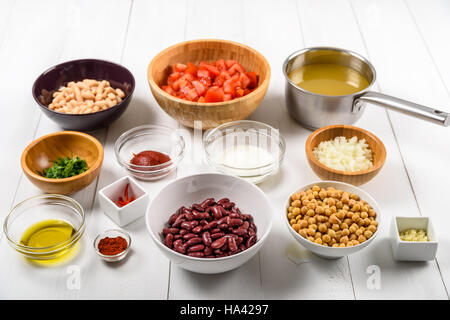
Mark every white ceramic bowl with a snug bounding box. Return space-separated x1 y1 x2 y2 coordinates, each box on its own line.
284 181 381 259
145 173 273 274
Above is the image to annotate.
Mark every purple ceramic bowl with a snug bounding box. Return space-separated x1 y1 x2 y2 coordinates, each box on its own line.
32 59 135 131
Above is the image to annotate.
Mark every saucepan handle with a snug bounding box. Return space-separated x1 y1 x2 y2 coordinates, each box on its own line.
354 91 450 127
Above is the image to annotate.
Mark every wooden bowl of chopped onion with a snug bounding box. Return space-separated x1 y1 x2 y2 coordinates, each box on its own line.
305 125 386 186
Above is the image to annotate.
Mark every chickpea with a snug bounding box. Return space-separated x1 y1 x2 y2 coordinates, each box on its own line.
315 206 324 214
351 203 361 212
307 202 316 210
324 208 332 217
312 185 320 192
346 242 353 247
350 193 359 200
307 228 316 236
368 225 377 233
292 200 301 207
336 210 345 220
336 201 343 209
349 225 357 234
308 217 316 225
322 234 331 243
287 212 295 220
290 219 296 225
318 223 328 233
329 214 341 225
309 224 318 231
314 238 322 245
368 209 376 217
291 193 301 201
307 236 315 242
328 198 336 207
292 224 300 232
370 221 378 227
344 218 352 226
340 236 349 244
360 211 368 219
299 220 308 229
358 235 367 243
349 234 357 241
327 229 336 238
355 229 363 236
300 206 308 214
316 215 325 223
319 190 327 199
307 209 315 217
332 244 340 248
342 228 350 236
339 243 346 248
363 230 372 239
299 229 308 238
332 224 340 231
352 240 360 246
314 232 322 239
313 191 319 198
292 207 301 216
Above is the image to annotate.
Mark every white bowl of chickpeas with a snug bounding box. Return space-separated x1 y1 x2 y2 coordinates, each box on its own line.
285 181 381 259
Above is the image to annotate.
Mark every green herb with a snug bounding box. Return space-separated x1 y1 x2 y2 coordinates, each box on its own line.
41 156 88 179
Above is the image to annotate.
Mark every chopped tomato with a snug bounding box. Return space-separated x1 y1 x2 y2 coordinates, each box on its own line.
246 72 258 88
204 86 225 102
185 62 198 76
173 63 187 72
225 60 238 69
192 80 206 96
162 60 258 103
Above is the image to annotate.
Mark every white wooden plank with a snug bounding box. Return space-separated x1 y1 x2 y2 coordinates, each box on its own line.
79 0 187 299
0 0 132 299
243 0 354 299
348 0 448 299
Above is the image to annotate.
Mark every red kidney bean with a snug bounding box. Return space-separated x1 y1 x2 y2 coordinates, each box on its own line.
175 244 186 254
202 221 217 230
202 232 212 246
211 232 224 239
211 237 227 249
188 252 205 258
180 221 192 230
211 206 223 219
246 235 257 247
164 234 174 248
223 202 235 210
163 198 258 259
188 244 205 252
217 198 230 205
228 236 238 252
201 198 215 209
168 214 178 225
229 218 243 227
240 221 249 230
173 239 183 247
232 228 247 236
204 246 212 256
183 233 196 240
185 237 202 247
191 204 204 212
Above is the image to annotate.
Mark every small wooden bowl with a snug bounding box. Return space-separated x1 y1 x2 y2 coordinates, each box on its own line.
21 131 104 195
147 39 271 129
305 125 386 186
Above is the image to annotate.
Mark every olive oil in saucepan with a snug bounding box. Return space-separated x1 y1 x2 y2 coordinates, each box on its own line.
20 219 77 264
288 64 370 96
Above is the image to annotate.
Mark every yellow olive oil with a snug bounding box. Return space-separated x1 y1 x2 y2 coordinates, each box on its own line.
20 219 77 265
288 64 370 96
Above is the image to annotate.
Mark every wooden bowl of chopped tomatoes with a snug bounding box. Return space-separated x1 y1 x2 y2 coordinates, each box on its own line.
147 39 271 129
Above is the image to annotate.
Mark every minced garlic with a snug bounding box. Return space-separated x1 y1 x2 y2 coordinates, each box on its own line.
399 229 428 242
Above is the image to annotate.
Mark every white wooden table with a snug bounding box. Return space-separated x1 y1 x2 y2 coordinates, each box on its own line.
1 0 449 300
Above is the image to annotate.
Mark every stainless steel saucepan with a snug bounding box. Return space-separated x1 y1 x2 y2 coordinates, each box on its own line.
283 47 450 130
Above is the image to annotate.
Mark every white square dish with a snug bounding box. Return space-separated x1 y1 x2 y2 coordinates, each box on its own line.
390 216 438 261
98 176 149 227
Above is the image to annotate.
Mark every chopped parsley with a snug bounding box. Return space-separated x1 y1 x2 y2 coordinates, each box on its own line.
41 156 88 179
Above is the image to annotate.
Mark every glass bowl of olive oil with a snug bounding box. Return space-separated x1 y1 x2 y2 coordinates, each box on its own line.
3 194 85 264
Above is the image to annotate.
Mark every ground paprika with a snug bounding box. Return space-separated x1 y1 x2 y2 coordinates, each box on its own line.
98 236 128 255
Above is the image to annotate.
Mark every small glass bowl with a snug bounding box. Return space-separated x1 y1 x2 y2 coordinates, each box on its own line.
94 229 131 262
114 125 185 181
3 194 85 261
204 120 286 184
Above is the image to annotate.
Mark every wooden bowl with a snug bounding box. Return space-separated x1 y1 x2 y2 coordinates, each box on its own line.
147 39 271 129
21 131 104 195
305 125 386 186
